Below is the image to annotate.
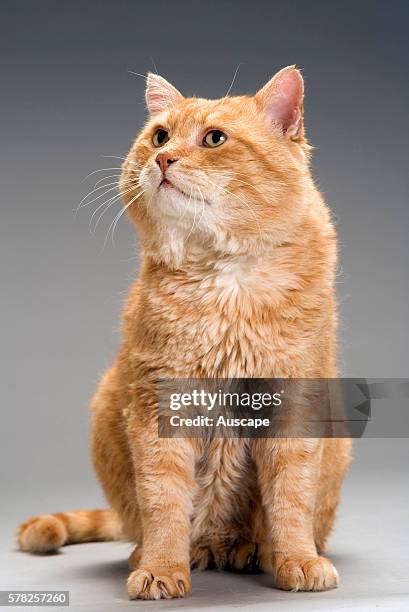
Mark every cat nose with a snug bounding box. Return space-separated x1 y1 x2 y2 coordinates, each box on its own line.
155 153 178 174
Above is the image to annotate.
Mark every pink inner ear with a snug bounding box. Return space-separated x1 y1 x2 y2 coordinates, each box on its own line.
145 73 184 116
259 68 304 136
147 92 169 115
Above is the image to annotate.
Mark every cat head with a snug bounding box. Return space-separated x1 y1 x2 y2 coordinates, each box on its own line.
121 67 312 267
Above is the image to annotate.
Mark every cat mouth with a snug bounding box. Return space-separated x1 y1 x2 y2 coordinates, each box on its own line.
159 179 210 205
159 178 186 196
159 179 191 199
159 178 172 188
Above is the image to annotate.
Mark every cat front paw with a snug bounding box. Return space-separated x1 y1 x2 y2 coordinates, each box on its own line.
272 554 339 592
127 564 191 600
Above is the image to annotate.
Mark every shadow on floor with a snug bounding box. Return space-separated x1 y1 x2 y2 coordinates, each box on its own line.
71 557 308 609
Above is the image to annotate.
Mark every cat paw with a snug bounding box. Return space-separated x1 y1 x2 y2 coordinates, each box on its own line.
127 565 191 600
190 543 213 570
228 541 259 572
273 554 339 592
190 539 230 570
190 539 259 572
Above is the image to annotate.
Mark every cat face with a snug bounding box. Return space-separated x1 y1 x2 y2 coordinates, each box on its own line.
121 67 311 261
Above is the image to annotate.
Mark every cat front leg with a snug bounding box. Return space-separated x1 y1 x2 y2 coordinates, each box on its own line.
252 438 339 592
126 423 197 600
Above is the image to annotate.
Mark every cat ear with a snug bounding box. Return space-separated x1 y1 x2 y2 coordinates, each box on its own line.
256 66 304 141
145 73 184 115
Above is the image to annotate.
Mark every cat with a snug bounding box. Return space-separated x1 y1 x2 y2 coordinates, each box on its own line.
17 67 352 600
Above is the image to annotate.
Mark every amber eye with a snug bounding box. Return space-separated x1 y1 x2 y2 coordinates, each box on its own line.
203 130 227 148
152 128 169 147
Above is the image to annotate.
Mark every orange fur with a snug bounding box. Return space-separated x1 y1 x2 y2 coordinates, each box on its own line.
18 67 351 600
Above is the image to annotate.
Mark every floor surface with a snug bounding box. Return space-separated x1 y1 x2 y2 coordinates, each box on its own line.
1 448 408 611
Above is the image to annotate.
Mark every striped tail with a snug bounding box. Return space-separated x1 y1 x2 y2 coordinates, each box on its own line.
17 508 122 553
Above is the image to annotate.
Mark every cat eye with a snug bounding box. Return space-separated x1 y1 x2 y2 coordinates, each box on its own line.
202 130 227 148
152 128 170 147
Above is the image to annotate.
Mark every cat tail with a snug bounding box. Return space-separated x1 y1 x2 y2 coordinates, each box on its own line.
17 508 122 553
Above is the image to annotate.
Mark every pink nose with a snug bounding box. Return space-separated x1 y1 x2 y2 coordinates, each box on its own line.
155 153 178 174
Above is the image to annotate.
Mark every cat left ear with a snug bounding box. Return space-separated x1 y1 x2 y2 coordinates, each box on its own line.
255 66 304 141
145 73 184 116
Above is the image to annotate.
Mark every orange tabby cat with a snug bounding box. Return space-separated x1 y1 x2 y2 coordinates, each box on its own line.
17 67 352 599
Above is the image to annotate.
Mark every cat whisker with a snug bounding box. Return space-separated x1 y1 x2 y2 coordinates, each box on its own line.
75 178 137 218
196 186 206 234
105 189 146 246
93 174 123 188
75 183 122 218
142 189 155 221
81 167 123 184
128 70 148 81
178 185 193 225
224 63 242 98
150 57 159 75
185 189 199 242
91 184 137 233
78 180 124 210
101 154 143 168
91 191 125 233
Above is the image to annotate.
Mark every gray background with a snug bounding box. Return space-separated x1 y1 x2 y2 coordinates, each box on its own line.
1 1 408 610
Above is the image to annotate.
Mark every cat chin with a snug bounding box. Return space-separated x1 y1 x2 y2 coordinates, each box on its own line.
155 186 200 219
140 187 289 266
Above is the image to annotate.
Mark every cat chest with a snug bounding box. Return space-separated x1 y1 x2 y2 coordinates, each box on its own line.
144 267 299 377
149 298 281 378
